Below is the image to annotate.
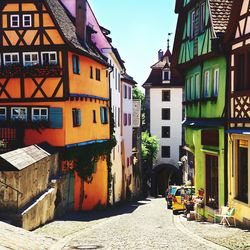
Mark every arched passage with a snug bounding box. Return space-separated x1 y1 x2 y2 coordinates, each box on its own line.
151 164 181 197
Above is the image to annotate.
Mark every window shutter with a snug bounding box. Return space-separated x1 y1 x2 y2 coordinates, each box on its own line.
100 107 104 124
49 107 63 128
77 109 81 126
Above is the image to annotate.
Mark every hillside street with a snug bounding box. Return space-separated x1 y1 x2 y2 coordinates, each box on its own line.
1 198 249 249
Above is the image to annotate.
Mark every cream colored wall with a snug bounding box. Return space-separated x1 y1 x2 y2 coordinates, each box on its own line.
228 134 250 227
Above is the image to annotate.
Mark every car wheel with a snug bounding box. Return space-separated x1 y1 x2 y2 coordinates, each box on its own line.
173 210 178 215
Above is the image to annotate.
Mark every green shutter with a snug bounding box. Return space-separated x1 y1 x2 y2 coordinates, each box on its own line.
50 107 63 128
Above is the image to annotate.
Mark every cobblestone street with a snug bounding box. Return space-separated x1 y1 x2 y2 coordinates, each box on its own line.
1 198 250 249
33 198 243 250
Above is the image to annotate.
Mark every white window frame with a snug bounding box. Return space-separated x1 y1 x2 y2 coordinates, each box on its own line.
23 52 39 66
11 107 27 121
190 10 195 39
0 107 7 120
41 52 58 65
204 70 210 97
200 2 206 32
31 107 48 121
162 70 170 82
3 53 19 66
190 76 194 100
23 14 32 27
213 68 219 97
10 15 19 28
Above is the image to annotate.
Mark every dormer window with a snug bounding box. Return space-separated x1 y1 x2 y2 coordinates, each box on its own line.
10 15 19 28
162 70 170 83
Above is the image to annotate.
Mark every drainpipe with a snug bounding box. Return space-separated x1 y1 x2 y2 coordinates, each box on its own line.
108 64 114 138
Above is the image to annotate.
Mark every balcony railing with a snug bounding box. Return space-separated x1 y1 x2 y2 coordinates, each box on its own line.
0 64 62 78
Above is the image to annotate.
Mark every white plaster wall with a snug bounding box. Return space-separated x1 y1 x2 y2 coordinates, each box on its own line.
102 51 123 203
150 87 183 167
122 82 133 182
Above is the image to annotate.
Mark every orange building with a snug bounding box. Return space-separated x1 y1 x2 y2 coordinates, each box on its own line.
0 0 111 210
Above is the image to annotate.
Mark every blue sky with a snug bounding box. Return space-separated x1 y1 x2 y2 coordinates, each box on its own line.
89 0 178 88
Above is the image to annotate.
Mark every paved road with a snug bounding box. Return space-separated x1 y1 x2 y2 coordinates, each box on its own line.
35 198 227 250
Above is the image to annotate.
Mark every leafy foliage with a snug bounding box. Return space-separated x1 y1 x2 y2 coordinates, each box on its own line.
141 131 159 162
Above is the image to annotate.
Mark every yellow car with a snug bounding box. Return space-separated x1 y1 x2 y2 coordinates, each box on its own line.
172 186 195 215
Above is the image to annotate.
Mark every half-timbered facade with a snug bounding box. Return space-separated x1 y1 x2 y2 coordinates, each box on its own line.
225 0 250 227
0 0 110 211
172 0 233 217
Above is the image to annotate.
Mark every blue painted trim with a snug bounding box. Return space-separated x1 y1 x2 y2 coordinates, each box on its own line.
70 94 109 101
225 129 250 135
66 139 108 149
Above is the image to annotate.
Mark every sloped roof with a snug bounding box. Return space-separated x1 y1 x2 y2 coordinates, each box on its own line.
45 0 108 65
0 145 50 171
209 0 233 34
121 72 137 86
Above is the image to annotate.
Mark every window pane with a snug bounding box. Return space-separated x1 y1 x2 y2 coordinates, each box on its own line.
237 140 248 203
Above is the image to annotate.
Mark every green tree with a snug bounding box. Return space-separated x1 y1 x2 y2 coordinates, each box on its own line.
141 131 159 163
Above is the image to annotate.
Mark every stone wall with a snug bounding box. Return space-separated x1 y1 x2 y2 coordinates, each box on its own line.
21 187 57 231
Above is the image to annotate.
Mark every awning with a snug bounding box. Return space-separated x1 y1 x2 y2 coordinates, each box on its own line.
182 119 225 128
226 129 250 135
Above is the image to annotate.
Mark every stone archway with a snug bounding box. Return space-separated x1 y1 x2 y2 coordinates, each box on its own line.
151 164 181 197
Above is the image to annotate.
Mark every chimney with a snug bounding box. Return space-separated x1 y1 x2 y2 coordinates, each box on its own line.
76 0 87 45
158 49 163 61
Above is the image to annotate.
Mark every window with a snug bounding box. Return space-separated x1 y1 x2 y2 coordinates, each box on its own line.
124 113 127 126
118 73 120 93
23 14 32 27
190 76 195 100
235 53 248 91
32 107 48 121
204 70 210 97
190 10 195 39
201 129 219 147
200 2 205 32
23 52 39 66
213 68 219 97
90 66 93 79
118 108 120 127
206 155 218 209
236 139 248 203
10 15 19 27
41 52 57 65
93 110 96 123
162 108 170 120
124 85 127 99
96 68 101 81
163 70 170 81
3 53 19 66
195 74 200 99
72 55 80 74
162 146 170 158
128 87 131 99
72 108 81 127
162 90 171 101
128 114 131 126
162 126 170 138
0 107 7 121
100 107 108 124
11 107 27 121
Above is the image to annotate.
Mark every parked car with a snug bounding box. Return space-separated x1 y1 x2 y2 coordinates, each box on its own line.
172 186 195 215
166 185 179 209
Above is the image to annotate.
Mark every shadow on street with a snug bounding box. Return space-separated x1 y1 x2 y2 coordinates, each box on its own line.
57 198 153 222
